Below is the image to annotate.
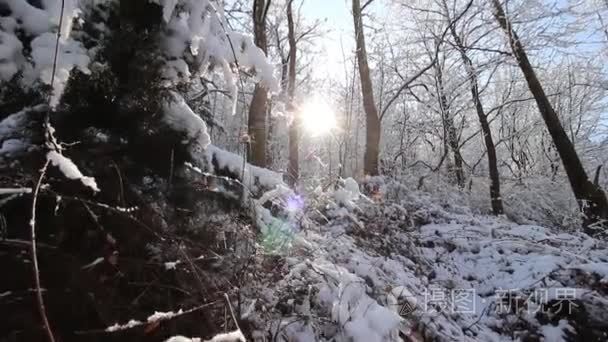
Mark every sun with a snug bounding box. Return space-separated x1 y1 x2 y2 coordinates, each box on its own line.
299 95 337 136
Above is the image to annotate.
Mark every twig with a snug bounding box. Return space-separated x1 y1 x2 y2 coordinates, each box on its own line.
110 161 125 207
81 201 106 233
44 193 163 242
0 188 32 195
594 164 603 186
463 303 492 332
127 281 192 296
361 0 375 12
50 0 65 93
30 159 56 342
29 1 66 339
1 238 58 251
73 301 219 335
224 293 241 332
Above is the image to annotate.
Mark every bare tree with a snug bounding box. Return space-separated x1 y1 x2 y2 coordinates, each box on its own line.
248 0 272 167
352 0 381 176
492 0 607 229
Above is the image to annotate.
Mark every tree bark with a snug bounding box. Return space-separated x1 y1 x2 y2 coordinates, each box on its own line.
448 24 503 214
492 0 607 229
352 0 381 176
247 0 270 167
286 0 299 187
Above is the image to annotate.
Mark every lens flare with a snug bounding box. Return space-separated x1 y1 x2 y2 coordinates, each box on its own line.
286 194 305 212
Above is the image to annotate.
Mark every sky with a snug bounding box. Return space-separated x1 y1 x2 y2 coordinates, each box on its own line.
300 0 353 81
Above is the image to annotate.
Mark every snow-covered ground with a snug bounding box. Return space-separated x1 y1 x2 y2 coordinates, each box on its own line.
238 177 608 342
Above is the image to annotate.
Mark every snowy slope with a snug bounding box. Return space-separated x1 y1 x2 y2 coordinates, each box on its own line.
239 177 608 342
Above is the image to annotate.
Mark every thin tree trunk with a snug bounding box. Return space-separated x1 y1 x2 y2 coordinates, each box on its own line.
266 99 275 167
352 0 381 176
354 103 361 175
398 99 407 169
286 0 299 187
248 0 270 167
492 0 607 229
435 60 465 188
448 24 503 214
342 55 357 177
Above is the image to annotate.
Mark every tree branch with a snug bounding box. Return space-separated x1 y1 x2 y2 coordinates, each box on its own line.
361 0 375 12
380 0 474 121
595 165 603 186
262 0 272 23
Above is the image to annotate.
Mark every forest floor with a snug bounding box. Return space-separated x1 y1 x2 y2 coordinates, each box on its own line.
232 177 608 342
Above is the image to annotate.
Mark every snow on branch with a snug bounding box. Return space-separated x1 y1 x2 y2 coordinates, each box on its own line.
162 91 211 153
0 0 93 107
29 33 90 108
102 302 218 333
47 151 99 192
204 145 284 193
154 0 279 113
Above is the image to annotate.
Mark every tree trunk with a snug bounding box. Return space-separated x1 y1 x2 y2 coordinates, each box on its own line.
352 0 381 176
247 0 270 167
448 24 503 214
492 0 607 229
435 60 465 188
286 0 299 187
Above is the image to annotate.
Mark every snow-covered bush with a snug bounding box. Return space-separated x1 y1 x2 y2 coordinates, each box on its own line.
1 0 278 136
0 0 113 107
155 0 279 109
